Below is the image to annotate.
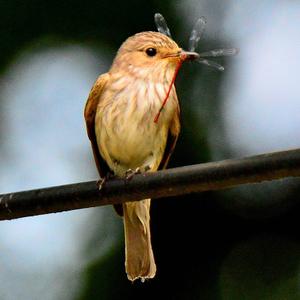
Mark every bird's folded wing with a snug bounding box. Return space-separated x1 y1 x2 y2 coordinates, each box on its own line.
84 73 111 178
158 101 181 170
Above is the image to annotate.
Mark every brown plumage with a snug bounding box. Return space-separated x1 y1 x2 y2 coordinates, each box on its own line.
84 31 198 281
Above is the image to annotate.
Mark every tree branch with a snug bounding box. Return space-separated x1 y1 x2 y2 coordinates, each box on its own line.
0 148 300 221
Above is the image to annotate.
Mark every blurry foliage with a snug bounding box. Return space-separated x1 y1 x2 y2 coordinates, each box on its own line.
0 0 176 70
220 236 300 300
0 0 300 299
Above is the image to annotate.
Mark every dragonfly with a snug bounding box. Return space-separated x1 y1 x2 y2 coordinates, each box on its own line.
153 13 238 122
154 13 238 71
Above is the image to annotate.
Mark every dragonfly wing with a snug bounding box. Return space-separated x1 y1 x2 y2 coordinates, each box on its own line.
200 48 239 57
189 16 207 52
154 13 172 37
196 58 225 71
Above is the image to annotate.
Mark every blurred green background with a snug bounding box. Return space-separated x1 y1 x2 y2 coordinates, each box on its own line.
0 1 300 299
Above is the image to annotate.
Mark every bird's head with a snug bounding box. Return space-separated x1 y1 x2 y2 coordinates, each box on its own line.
110 31 199 81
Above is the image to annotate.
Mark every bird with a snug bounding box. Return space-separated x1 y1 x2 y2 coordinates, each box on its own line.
84 31 199 281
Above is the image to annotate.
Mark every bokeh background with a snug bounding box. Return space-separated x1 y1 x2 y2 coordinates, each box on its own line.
1 1 300 299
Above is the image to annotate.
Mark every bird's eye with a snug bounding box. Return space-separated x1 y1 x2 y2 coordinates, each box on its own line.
145 48 157 57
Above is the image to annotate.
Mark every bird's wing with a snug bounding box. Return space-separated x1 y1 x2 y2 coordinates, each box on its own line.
158 105 181 170
84 73 111 178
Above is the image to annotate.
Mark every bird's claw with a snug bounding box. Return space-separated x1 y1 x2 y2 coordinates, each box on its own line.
97 178 106 190
97 172 115 190
125 167 141 181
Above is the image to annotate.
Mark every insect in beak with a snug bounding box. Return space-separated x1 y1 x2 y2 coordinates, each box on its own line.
153 12 239 123
179 50 200 61
155 13 239 72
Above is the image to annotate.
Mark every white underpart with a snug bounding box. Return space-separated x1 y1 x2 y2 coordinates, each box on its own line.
95 76 177 176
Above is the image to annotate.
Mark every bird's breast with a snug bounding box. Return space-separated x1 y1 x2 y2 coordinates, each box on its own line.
95 78 178 175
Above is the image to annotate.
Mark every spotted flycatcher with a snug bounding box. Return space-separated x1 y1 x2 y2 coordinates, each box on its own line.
84 31 198 281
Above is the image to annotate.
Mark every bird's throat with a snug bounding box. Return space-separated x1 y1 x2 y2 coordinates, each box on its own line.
154 60 183 123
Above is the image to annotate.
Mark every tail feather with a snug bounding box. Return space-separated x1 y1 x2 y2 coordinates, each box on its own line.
123 199 156 281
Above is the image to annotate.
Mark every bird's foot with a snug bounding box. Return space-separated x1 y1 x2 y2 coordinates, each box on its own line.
125 167 141 181
97 172 115 190
97 178 106 190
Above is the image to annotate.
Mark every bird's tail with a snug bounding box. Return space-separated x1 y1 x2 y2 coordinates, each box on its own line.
123 199 156 281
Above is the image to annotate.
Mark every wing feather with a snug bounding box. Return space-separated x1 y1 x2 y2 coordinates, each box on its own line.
84 73 110 178
158 107 181 170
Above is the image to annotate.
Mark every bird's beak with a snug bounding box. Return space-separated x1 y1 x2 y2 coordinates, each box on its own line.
164 49 199 61
179 50 199 61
